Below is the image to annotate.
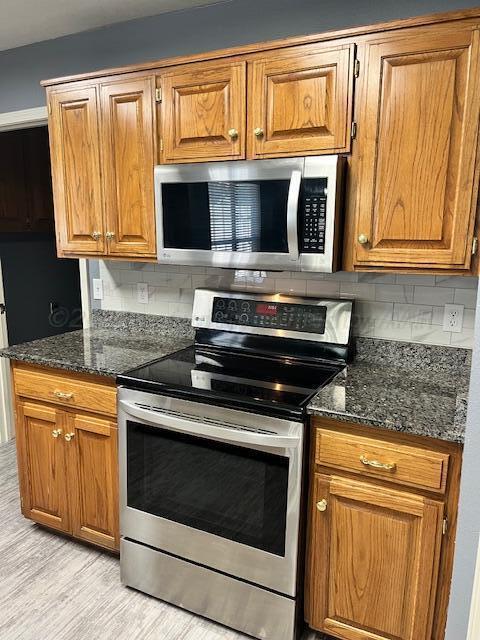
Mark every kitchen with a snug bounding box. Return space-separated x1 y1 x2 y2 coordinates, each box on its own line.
0 0 480 639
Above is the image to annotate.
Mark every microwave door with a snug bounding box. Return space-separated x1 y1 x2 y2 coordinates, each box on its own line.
155 159 305 270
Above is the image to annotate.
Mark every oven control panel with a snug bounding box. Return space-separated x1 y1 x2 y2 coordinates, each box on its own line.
300 178 328 254
212 297 327 334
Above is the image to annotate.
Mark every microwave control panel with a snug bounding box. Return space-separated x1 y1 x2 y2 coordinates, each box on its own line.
212 297 327 334
300 178 328 254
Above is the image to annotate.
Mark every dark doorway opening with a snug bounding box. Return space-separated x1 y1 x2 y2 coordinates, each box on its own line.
0 126 82 346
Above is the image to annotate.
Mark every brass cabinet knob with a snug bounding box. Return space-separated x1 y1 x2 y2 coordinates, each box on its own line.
92 231 102 241
228 128 238 139
316 499 328 512
64 433 75 442
358 234 369 245
105 231 115 240
254 127 264 138
52 429 62 438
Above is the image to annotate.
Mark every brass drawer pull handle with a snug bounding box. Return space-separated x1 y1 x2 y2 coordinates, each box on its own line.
53 390 74 400
91 231 102 241
228 128 238 139
358 234 369 245
316 499 328 512
254 127 264 138
360 455 397 472
64 433 75 442
105 231 115 240
52 429 62 438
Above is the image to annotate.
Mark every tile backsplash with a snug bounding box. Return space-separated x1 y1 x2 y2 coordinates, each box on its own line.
95 261 478 348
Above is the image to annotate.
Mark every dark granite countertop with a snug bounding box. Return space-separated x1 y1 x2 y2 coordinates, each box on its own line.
0 312 194 378
308 338 471 444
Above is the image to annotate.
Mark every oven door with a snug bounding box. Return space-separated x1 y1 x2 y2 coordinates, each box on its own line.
118 387 304 597
155 158 303 270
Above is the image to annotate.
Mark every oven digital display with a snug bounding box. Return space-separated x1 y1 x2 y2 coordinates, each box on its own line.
256 303 277 316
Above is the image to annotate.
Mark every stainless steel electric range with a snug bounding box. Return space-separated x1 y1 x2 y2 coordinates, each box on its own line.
117 289 353 640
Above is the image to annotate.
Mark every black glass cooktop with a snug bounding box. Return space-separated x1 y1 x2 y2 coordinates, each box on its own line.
118 345 343 420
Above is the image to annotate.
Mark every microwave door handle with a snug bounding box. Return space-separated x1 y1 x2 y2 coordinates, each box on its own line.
119 400 300 450
287 170 302 262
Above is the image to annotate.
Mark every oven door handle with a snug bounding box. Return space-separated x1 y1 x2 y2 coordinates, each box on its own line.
119 400 301 450
287 169 302 262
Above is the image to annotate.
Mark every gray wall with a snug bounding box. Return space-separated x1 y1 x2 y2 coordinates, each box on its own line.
0 0 477 112
446 286 480 639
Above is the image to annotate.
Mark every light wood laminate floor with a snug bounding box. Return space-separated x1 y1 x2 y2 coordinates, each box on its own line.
0 441 322 640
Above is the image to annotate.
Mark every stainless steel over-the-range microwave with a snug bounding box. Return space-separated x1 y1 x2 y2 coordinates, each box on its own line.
155 155 345 272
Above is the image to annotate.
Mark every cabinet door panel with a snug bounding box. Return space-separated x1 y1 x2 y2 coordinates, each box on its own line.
48 86 105 255
160 60 246 162
249 43 354 158
354 28 480 269
16 401 69 533
309 474 443 640
68 413 118 550
101 76 156 257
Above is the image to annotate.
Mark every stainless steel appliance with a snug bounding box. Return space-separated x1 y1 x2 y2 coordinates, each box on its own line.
155 156 345 272
117 289 353 640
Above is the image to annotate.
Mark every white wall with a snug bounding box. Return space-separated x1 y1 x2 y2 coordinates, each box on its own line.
97 261 478 348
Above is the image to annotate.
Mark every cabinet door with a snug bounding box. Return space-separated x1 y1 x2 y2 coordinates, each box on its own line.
0 131 29 232
308 474 443 640
48 85 105 255
15 401 70 533
67 413 119 550
159 59 246 163
353 27 480 270
249 43 354 158
100 76 156 257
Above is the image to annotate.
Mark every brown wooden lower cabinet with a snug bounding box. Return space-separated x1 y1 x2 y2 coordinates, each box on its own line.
12 363 119 551
306 418 462 640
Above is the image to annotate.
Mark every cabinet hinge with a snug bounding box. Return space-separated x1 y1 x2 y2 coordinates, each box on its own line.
472 237 478 255
354 59 360 78
48 103 52 116
351 121 357 140
443 517 448 536
159 138 164 152
20 496 24 508
155 87 162 103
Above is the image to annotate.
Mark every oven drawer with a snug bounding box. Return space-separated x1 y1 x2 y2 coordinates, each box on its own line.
315 427 450 493
13 364 117 417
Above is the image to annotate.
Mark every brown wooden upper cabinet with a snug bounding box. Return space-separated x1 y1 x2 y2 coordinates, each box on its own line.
47 74 156 258
158 42 354 163
350 25 480 271
159 59 246 163
248 43 354 158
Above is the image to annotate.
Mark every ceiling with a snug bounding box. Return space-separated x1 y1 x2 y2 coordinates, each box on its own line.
0 0 224 51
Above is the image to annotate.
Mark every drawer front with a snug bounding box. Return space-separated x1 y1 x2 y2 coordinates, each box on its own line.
13 366 117 417
316 428 449 493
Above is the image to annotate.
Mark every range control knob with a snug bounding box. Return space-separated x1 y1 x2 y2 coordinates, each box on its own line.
239 313 249 324
214 311 225 322
241 301 251 312
228 301 237 311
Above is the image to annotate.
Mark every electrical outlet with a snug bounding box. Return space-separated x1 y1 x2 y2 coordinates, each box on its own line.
92 278 103 301
137 283 149 304
443 304 464 333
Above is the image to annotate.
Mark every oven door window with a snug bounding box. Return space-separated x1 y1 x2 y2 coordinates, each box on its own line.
127 421 289 556
161 180 290 252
